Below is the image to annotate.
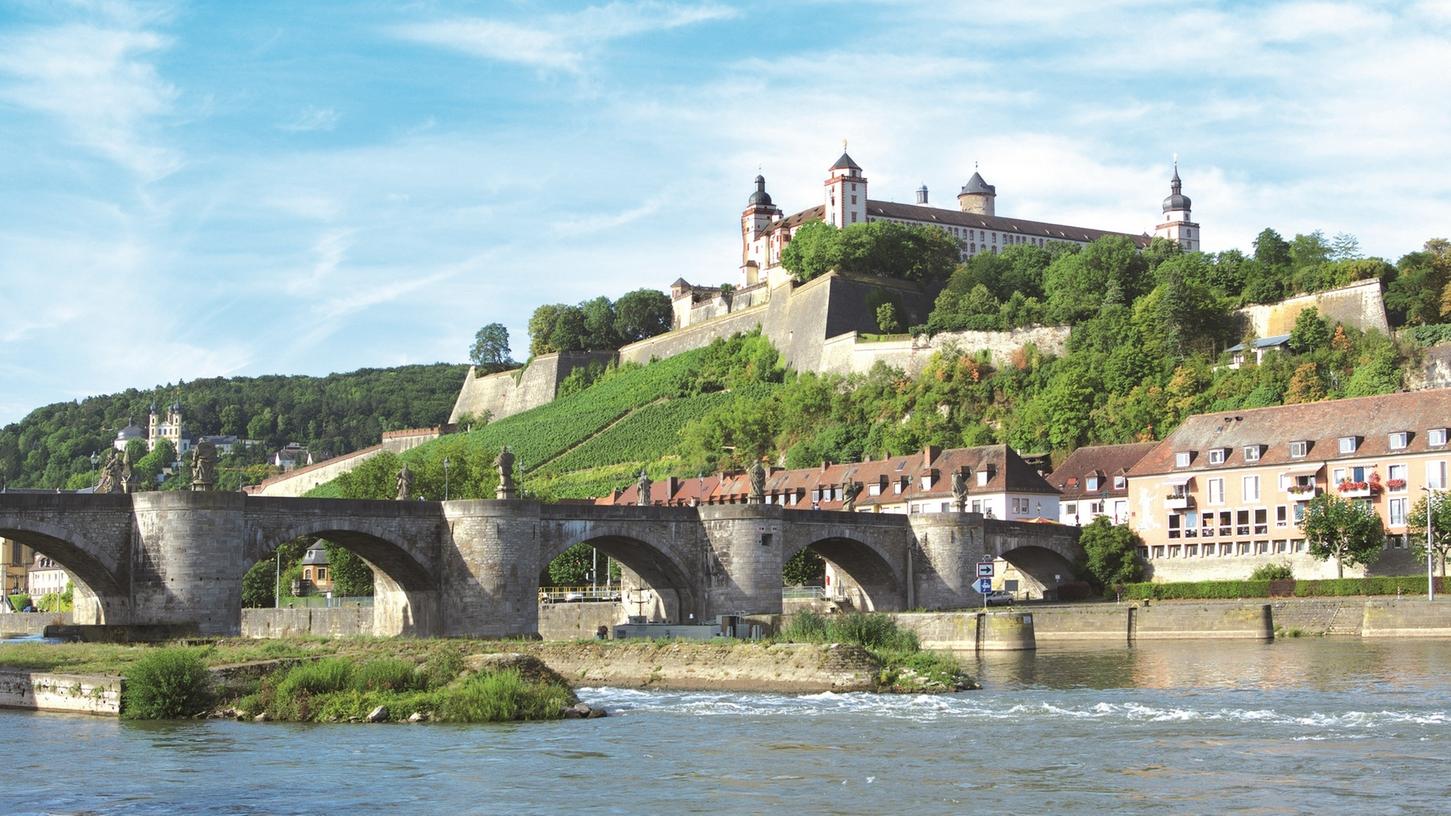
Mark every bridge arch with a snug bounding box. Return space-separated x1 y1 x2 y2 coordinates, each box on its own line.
784 533 905 612
0 515 126 624
246 519 438 636
997 544 1080 599
541 521 699 625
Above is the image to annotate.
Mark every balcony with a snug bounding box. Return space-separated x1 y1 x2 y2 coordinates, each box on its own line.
1337 480 1372 499
1287 485 1318 502
1165 493 1193 510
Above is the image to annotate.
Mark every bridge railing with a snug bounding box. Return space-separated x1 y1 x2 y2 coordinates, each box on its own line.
538 586 623 604
272 595 374 609
782 585 827 601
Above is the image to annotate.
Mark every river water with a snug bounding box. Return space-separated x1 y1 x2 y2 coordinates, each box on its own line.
3 638 1449 815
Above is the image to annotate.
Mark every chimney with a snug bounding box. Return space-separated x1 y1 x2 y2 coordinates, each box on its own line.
667 476 680 503
923 445 941 468
821 460 830 472
916 184 928 205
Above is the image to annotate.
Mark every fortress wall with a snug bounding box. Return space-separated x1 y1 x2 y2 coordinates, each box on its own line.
253 444 384 497
819 325 1072 377
1239 279 1390 337
618 302 769 365
447 351 616 425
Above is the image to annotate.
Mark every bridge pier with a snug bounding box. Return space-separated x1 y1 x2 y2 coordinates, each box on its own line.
908 513 986 610
131 492 250 636
699 505 788 618
441 500 542 638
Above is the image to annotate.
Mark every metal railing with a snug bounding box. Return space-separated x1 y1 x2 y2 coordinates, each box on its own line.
538 586 622 603
782 585 827 601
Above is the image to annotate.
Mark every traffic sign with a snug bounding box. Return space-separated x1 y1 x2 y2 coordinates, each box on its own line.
976 561 995 578
973 577 993 594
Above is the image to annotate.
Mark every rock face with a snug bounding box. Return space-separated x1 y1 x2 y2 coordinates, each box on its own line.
519 642 882 693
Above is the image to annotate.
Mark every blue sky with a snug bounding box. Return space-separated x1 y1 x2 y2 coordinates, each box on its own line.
2 0 1449 425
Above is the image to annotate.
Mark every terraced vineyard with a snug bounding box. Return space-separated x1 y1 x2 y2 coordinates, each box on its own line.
538 391 735 475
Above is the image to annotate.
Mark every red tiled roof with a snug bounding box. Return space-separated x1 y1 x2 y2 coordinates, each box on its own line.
1050 442 1158 499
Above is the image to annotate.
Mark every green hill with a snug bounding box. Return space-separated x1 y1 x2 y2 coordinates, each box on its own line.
0 364 468 489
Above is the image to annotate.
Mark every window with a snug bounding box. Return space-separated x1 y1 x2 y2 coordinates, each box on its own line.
1339 436 1359 454
1243 475 1260 501
1244 445 1261 463
1293 503 1306 524
1389 463 1408 491
1208 448 1227 465
1429 461 1447 490
1389 498 1407 527
1208 478 1224 504
970 500 982 513
1064 502 1077 516
1175 451 1193 468
1432 428 1449 447
977 470 990 487
1086 475 1101 491
1113 475 1126 490
1389 432 1409 450
1089 500 1105 514
1276 506 1288 527
1289 440 1309 458
1254 508 1268 534
1012 497 1030 514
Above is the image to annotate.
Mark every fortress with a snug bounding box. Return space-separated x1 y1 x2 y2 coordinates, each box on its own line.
452 149 1198 425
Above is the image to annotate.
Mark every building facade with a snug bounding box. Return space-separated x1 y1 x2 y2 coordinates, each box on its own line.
1125 390 1445 580
1051 442 1157 526
27 555 69 598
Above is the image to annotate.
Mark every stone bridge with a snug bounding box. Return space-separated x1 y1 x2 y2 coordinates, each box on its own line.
0 492 1083 637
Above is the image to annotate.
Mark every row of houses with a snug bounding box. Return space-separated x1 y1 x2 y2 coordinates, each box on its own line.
599 388 1450 581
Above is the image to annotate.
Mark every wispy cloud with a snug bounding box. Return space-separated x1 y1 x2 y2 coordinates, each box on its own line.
0 18 178 178
393 1 736 73
278 106 340 132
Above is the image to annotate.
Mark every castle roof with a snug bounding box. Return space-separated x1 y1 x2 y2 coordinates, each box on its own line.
830 152 861 171
960 171 995 196
767 201 1148 247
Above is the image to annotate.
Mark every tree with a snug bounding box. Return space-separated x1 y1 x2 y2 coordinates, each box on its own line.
547 305 588 352
783 548 825 586
1253 228 1291 270
613 289 672 342
1329 232 1361 261
780 221 842 282
527 304 566 356
1302 493 1385 578
875 302 902 334
1407 493 1451 577
546 543 593 586
469 323 512 368
580 296 621 351
219 405 244 437
1283 362 1326 404
1078 517 1144 590
1288 307 1330 353
326 542 374 596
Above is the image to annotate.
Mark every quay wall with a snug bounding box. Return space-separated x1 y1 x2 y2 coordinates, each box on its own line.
0 670 121 715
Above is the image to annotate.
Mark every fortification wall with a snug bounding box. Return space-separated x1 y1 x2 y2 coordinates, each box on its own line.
448 351 616 425
1406 344 1451 391
252 444 384 497
619 301 769 365
1239 279 1390 337
819 325 1072 376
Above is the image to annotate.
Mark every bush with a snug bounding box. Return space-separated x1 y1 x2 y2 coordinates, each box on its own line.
352 658 421 692
1250 562 1294 581
122 647 212 720
1122 575 1449 600
276 658 354 697
433 669 573 723
778 611 918 652
419 648 466 690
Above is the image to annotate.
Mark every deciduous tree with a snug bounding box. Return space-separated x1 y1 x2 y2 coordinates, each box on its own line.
1302 493 1384 578
469 323 513 368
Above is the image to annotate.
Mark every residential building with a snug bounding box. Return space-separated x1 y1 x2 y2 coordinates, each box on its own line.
1126 390 1446 580
1223 334 1292 369
274 443 313 471
297 543 333 596
1 537 35 595
27 555 69 598
1051 442 1158 526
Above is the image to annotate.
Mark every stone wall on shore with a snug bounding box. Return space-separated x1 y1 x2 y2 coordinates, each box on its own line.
241 607 372 638
889 611 1037 651
0 612 71 635
0 669 121 715
538 602 624 641
1361 598 1451 637
520 641 882 693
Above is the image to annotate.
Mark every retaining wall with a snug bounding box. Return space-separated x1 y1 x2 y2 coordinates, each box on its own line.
1238 278 1390 337
538 602 624 641
448 351 617 425
818 325 1071 377
241 607 372 638
1361 599 1451 637
890 611 1037 651
1132 602 1273 640
1026 604 1130 641
0 670 121 715
0 612 71 635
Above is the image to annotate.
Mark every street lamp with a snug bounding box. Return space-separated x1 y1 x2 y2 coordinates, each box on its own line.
1422 487 1439 602
443 457 450 501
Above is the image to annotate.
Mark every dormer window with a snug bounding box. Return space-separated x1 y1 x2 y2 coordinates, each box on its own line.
1389 431 1409 451
1289 440 1309 458
1175 451 1192 468
1113 475 1126 490
920 469 937 490
1339 436 1360 454
977 467 992 487
1208 448 1227 465
1431 428 1448 447
1086 474 1101 491
1243 445 1262 463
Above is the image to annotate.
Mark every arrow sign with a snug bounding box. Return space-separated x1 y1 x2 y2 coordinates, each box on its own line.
976 561 995 578
973 577 993 594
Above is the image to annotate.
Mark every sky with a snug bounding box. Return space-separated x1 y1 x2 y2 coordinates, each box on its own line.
1 0 1450 426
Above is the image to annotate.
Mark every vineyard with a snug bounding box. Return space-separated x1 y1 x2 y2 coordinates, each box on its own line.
537 390 736 475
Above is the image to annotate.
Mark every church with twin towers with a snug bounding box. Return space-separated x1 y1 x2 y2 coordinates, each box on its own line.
737 147 1199 290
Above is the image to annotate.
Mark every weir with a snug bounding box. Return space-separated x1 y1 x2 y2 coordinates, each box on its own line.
0 492 1082 638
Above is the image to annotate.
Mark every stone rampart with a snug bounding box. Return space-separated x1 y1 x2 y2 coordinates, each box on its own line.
1238 278 1390 337
448 351 617 425
0 669 121 715
619 302 769 366
251 444 384 497
819 325 1071 377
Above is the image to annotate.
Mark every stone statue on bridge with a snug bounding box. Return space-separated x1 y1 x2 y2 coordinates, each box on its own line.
190 438 217 492
495 446 517 500
395 464 414 501
952 467 968 512
748 460 767 505
95 449 124 494
636 469 652 506
120 448 136 494
841 480 862 512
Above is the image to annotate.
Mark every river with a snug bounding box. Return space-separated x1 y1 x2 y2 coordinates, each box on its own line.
2 638 1448 815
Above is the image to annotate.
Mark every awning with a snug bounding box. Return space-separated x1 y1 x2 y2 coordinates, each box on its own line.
1165 474 1194 487
1281 463 1324 478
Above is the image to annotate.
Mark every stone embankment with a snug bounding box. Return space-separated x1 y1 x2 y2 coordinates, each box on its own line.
517 641 884 693
0 669 121 715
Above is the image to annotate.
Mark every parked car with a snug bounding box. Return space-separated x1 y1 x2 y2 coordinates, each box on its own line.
985 590 1014 607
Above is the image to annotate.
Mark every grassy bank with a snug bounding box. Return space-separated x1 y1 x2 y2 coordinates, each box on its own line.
775 612 973 692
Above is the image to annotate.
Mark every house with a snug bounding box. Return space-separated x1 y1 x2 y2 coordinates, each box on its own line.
1125 389 1449 580
1051 442 1158 526
274 443 313 471
296 543 333 596
1223 334 1292 369
27 555 68 598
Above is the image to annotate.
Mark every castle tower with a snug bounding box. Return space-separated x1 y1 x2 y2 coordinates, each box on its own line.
824 147 867 229
740 174 782 284
1154 161 1200 252
957 170 996 215
146 402 159 452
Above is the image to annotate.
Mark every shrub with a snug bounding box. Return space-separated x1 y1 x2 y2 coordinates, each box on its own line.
122 647 212 720
276 658 354 697
778 611 918 652
419 648 466 690
352 658 421 693
1250 562 1294 581
433 670 573 723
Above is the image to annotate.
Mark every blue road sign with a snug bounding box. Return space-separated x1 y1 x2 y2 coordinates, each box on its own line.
973 577 993 594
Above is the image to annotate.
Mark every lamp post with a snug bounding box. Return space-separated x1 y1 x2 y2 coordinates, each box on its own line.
274 549 281 609
1422 487 1439 602
443 457 450 501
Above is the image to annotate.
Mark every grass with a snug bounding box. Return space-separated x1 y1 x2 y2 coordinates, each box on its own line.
775 611 969 691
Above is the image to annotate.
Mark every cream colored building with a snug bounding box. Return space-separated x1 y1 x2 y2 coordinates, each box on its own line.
1125 390 1445 580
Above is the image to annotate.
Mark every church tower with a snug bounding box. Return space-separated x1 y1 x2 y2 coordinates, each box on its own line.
740 174 781 284
824 147 867 229
957 170 996 215
1154 162 1199 252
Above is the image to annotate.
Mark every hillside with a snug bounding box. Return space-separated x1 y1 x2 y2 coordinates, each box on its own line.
0 364 468 489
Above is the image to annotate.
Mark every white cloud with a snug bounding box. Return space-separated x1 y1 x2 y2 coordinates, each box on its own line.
0 20 179 179
393 1 737 73
278 106 340 132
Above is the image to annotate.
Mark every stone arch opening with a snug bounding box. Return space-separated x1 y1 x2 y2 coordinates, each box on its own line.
998 544 1079 600
249 525 437 637
543 534 697 626
789 536 903 612
0 521 125 625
